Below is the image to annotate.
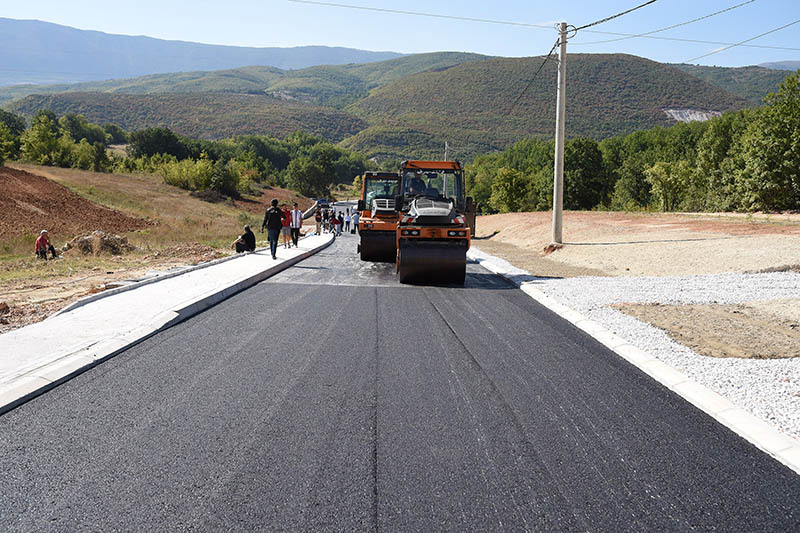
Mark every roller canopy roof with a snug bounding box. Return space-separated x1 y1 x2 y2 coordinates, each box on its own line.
401 161 463 171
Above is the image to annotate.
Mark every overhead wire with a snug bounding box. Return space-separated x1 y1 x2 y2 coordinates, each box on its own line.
508 39 560 113
287 0 800 52
684 17 800 63
575 0 658 31
571 0 756 46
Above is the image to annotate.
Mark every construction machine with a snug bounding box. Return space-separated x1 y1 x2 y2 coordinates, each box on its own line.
356 171 402 262
394 160 472 284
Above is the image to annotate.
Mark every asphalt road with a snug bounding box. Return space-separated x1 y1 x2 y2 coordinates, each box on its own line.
1 232 799 531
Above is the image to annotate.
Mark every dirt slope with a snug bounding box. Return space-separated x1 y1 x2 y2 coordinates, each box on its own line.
0 166 150 238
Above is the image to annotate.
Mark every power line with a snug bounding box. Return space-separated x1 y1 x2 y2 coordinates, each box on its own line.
684 17 800 63
572 0 756 46
575 0 658 31
288 0 800 53
287 0 552 29
508 39 560 113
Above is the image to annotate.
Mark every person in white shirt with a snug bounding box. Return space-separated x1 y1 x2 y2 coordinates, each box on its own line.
352 211 359 234
344 209 351 233
290 202 303 247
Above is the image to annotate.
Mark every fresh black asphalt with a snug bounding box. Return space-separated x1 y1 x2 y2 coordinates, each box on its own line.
1 231 799 531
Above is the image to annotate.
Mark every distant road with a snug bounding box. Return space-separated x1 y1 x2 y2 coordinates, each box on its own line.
1 236 798 531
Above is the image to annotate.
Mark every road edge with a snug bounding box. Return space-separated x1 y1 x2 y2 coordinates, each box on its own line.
467 247 800 476
0 234 335 417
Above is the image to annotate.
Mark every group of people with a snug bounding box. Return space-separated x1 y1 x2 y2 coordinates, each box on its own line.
231 200 361 260
314 207 358 236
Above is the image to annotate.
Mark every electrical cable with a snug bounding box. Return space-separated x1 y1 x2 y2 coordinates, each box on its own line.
508 39 559 114
287 0 800 52
575 0 658 31
684 17 800 63
571 0 756 46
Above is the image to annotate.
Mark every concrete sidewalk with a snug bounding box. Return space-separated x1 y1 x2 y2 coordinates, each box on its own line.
0 233 335 414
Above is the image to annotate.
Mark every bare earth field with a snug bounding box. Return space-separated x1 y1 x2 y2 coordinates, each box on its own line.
0 164 310 333
474 211 800 360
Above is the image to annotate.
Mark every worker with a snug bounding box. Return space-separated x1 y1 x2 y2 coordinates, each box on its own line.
34 230 58 260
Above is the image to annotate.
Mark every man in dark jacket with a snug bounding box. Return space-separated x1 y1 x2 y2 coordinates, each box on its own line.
261 198 286 259
231 225 256 253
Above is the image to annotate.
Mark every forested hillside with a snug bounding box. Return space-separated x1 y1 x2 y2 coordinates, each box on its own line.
9 93 366 142
671 64 791 102
346 54 749 160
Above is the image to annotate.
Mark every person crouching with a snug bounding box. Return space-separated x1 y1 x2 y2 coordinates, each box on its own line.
35 230 58 260
231 225 256 253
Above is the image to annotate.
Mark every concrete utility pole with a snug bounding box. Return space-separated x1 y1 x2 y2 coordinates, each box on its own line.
552 22 567 245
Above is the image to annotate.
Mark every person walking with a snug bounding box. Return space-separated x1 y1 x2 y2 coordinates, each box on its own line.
231 225 256 253
261 199 285 259
322 208 330 233
314 208 322 235
330 212 341 236
352 210 359 234
344 209 351 233
280 204 292 249
290 202 303 247
34 229 58 259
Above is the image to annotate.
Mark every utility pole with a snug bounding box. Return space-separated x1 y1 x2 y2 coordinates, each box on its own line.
551 22 567 245
444 141 449 161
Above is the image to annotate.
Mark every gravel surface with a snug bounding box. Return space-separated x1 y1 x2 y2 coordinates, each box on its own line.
470 247 800 442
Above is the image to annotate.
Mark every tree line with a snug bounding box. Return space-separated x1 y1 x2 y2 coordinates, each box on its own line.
0 109 374 198
467 70 800 213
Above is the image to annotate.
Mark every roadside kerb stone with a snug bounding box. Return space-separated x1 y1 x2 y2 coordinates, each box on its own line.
0 233 335 416
467 246 800 476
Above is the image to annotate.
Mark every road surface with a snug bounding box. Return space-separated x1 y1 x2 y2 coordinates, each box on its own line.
1 233 798 531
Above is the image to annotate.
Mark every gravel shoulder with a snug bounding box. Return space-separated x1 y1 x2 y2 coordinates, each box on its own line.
472 211 800 441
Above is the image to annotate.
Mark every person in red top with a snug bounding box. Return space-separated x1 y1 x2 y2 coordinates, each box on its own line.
34 230 58 260
280 204 292 249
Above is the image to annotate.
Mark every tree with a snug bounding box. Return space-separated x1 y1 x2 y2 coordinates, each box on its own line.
20 115 59 165
286 156 330 198
564 138 607 209
645 161 690 211
128 127 188 159
0 109 26 137
0 123 15 165
489 167 528 213
103 123 129 144
738 71 800 210
58 113 109 145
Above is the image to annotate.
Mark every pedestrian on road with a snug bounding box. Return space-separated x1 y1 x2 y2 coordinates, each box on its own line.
330 213 341 236
314 208 322 235
352 211 359 234
344 209 351 233
280 204 292 249
231 225 256 253
261 199 285 259
34 229 58 260
290 202 303 247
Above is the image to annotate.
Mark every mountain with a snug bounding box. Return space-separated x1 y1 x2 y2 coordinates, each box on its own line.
6 53 754 161
343 54 750 160
671 64 792 102
0 52 488 107
759 61 800 71
0 18 403 86
9 93 366 142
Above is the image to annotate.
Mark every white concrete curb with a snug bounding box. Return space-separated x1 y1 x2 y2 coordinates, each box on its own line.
0 233 335 416
468 247 800 475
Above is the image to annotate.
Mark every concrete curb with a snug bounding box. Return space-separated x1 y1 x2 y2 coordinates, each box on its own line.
468 247 800 476
0 234 335 416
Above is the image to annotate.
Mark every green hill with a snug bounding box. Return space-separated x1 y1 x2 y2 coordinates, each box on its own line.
9 93 365 142
345 54 750 160
0 52 489 108
671 64 791 103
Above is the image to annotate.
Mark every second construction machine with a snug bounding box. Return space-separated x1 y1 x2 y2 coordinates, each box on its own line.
394 160 473 284
356 171 402 262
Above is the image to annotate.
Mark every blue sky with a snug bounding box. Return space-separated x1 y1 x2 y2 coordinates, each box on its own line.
4 0 799 67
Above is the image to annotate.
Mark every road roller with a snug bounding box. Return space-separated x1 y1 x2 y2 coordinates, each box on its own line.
356 171 402 262
395 160 472 285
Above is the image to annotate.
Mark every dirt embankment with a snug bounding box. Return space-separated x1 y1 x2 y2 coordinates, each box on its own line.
0 166 151 237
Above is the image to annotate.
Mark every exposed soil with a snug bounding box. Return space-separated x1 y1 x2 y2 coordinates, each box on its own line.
616 301 800 359
0 166 152 237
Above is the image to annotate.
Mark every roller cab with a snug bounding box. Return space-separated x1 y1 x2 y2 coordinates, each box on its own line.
357 172 401 262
